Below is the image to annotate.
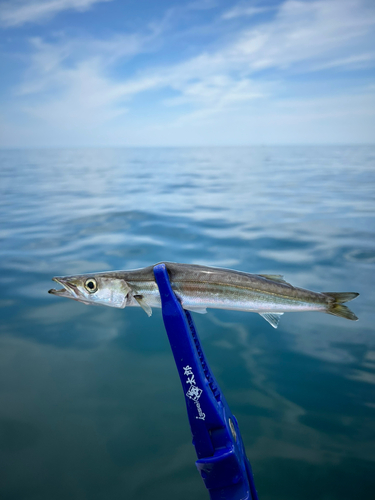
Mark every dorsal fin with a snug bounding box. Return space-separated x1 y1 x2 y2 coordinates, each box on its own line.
259 274 291 285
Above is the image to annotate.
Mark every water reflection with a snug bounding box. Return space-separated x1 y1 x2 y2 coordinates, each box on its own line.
0 147 374 500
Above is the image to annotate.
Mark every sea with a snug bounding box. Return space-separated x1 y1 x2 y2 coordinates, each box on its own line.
0 146 374 500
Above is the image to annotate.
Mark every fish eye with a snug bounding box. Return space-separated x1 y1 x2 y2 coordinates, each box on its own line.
84 278 98 293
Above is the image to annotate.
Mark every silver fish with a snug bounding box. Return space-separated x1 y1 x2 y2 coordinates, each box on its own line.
48 262 359 328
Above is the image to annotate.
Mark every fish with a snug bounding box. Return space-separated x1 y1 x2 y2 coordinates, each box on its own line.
48 262 359 328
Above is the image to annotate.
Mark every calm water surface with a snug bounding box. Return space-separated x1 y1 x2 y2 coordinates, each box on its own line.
0 147 374 500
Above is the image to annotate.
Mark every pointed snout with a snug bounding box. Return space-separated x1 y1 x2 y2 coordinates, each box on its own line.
48 277 78 298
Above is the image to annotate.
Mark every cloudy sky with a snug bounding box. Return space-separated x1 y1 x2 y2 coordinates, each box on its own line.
0 0 374 147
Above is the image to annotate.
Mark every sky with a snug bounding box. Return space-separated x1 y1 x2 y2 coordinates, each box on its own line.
0 0 374 147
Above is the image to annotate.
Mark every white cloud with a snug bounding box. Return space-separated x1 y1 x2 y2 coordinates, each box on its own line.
308 52 375 71
225 0 375 71
222 4 273 20
126 0 375 116
0 0 112 27
163 76 265 108
135 88 375 146
2 0 375 146
14 0 375 98
16 31 159 96
10 30 166 133
145 0 375 97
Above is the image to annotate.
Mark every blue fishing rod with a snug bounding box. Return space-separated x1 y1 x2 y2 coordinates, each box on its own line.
153 263 259 500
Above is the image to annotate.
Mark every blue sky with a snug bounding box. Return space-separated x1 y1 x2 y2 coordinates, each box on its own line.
0 0 374 147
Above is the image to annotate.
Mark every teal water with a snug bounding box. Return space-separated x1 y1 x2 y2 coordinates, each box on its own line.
0 146 374 500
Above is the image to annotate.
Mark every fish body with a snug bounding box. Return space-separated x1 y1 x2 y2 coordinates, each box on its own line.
48 262 359 328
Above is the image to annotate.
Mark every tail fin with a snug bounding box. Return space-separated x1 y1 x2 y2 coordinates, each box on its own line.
324 292 359 321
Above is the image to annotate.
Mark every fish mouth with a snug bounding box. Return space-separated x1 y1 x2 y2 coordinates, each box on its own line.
48 278 78 298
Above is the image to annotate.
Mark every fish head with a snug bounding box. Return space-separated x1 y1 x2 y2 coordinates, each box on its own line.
48 273 131 308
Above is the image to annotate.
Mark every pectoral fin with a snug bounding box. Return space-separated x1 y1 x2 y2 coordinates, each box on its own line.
134 295 152 317
259 312 284 328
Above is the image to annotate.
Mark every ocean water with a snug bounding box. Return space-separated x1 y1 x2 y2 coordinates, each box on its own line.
0 146 374 500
